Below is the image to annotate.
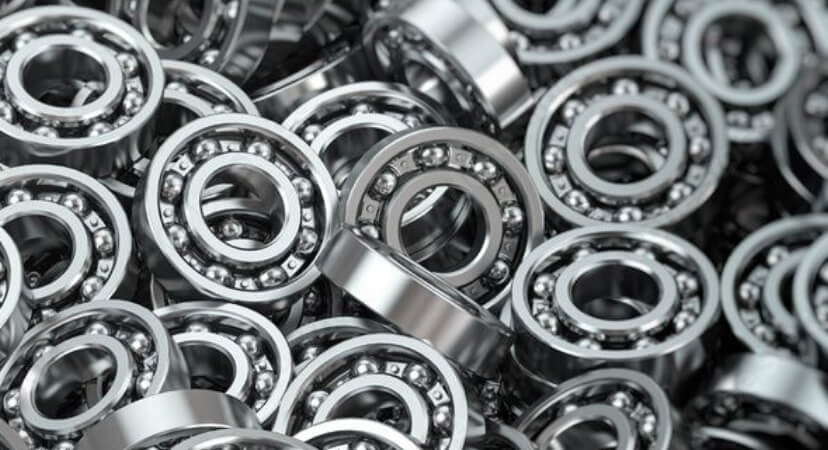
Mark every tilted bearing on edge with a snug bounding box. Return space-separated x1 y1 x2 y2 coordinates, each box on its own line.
170 428 316 450
103 59 260 204
0 301 190 448
318 227 513 379
155 301 294 426
363 0 534 133
75 389 260 450
0 227 27 362
286 316 390 372
0 164 132 318
293 418 424 450
525 56 729 230
642 0 804 144
793 232 828 368
687 354 828 449
0 6 164 177
134 113 337 313
340 126 545 311
514 368 685 450
272 333 469 450
721 215 828 364
511 225 719 396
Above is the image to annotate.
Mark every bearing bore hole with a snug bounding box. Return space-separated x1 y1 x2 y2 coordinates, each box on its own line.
203 165 287 250
178 342 237 392
544 419 621 450
34 347 116 419
402 187 483 273
584 110 667 184
323 127 392 188
325 390 411 434
23 46 107 108
702 17 778 87
571 263 660 320
513 0 574 14
4 215 72 288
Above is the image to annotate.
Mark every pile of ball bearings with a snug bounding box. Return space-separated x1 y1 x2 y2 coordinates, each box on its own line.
0 0 825 449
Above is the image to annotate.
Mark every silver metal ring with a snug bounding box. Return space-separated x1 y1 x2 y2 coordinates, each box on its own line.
75 389 260 450
642 0 803 143
722 215 828 364
155 301 294 426
0 300 189 447
318 227 513 378
293 418 424 450
286 316 390 372
514 368 681 450
0 227 27 362
0 6 164 177
170 428 316 450
525 55 729 228
340 126 544 311
0 164 132 315
793 232 828 366
511 225 719 395
363 0 534 133
273 333 469 450
135 113 337 311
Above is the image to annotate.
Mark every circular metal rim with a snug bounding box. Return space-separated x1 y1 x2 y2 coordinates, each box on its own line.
293 418 424 450
524 55 729 228
162 59 259 116
511 224 720 361
0 6 164 149
0 227 25 340
170 428 316 450
794 232 828 355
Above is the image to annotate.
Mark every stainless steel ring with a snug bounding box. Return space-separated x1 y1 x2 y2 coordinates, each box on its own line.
103 59 259 203
0 164 132 315
135 113 337 310
286 316 389 372
272 333 469 450
340 126 545 311
511 225 720 396
642 0 803 144
317 227 513 378
0 227 27 362
0 300 189 447
793 232 828 367
721 215 828 364
155 301 294 426
171 428 316 450
75 389 260 450
363 0 534 133
489 0 643 83
293 418 424 450
514 368 682 450
0 6 164 177
691 426 776 450
688 353 828 449
525 55 729 229
119 0 280 83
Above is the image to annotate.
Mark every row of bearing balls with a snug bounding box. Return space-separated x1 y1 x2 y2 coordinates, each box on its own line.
0 0 824 449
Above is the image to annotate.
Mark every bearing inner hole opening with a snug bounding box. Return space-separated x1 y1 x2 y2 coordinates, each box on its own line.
4 215 72 288
325 391 412 434
22 46 107 108
400 58 464 115
146 0 208 44
544 420 619 450
402 187 483 272
156 101 200 144
513 0 573 14
584 110 665 184
33 347 116 419
571 263 659 320
178 342 237 392
702 17 778 87
323 127 392 188
203 166 287 250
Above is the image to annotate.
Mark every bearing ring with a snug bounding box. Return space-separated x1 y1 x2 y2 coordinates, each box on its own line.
103 59 259 203
793 232 828 366
688 353 828 449
286 316 389 372
293 418 424 450
155 301 294 426
171 428 316 450
76 389 260 450
0 227 27 362
525 55 728 229
134 113 337 311
0 6 164 177
272 333 469 450
0 300 189 447
340 126 545 311
511 225 719 394
721 215 828 364
642 0 802 144
318 227 513 378
116 0 279 83
363 0 534 133
514 368 681 450
0 164 132 315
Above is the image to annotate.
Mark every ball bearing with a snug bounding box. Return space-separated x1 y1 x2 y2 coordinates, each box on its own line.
340 126 545 311
170 428 316 450
0 300 189 447
135 113 337 312
286 316 390 372
272 333 469 450
293 418 425 450
525 55 729 229
793 232 828 367
511 225 719 395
